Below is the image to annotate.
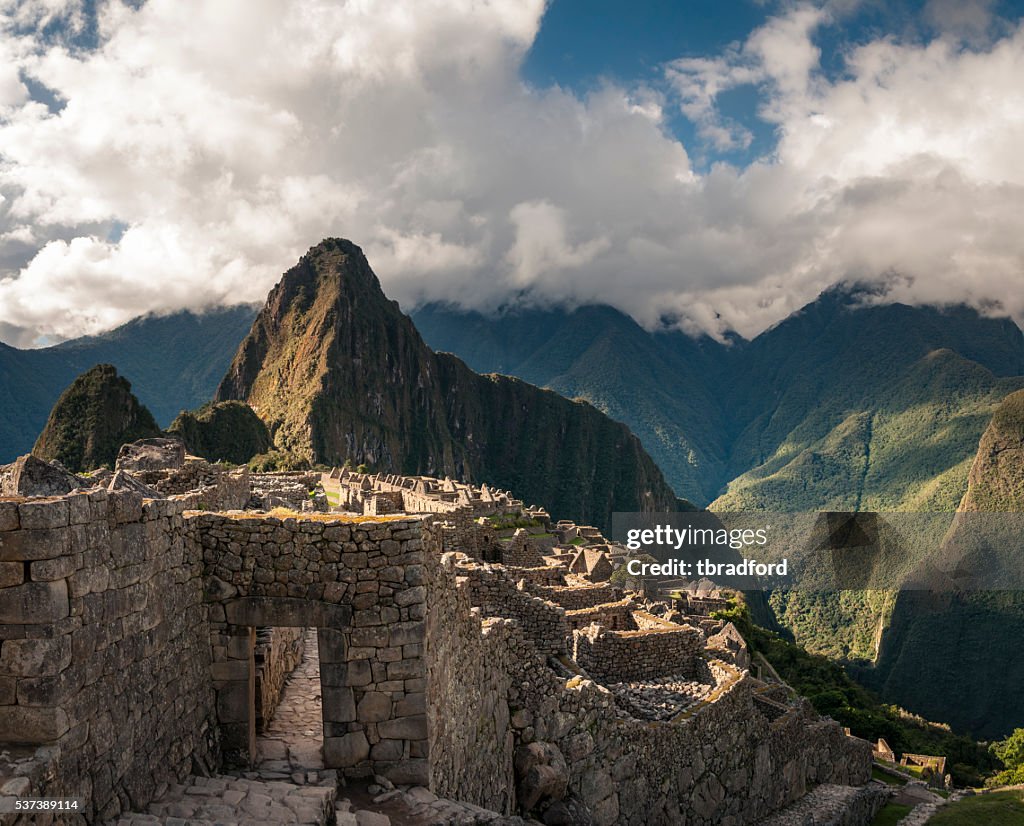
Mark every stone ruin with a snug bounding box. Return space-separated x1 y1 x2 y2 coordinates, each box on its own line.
0 452 884 825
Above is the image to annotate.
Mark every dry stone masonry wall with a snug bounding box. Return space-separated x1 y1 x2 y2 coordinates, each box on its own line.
0 461 875 826
0 491 218 823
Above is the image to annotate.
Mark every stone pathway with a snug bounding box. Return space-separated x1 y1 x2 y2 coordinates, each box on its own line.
244 629 326 785
114 775 336 825
113 631 532 825
756 782 890 825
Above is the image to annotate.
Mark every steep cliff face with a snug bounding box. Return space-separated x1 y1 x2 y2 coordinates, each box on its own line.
217 239 679 528
959 390 1024 512
872 389 1024 738
32 364 162 472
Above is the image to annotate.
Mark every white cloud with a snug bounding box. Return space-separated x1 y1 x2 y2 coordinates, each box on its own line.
0 0 1022 346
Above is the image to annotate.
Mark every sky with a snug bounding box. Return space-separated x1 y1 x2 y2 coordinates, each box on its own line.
0 0 1023 346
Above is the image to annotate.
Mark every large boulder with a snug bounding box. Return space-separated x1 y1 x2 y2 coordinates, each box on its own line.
107 470 160 498
115 437 186 473
515 741 570 813
0 454 82 497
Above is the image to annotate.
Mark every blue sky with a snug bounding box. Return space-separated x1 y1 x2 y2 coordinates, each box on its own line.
523 0 1024 168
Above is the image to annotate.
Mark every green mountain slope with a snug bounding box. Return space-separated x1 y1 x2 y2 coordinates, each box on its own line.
413 303 731 503
0 306 257 462
216 239 682 530
865 390 1024 739
32 364 162 472
714 349 1024 513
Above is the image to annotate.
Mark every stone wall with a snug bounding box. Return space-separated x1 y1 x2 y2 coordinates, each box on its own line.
137 462 250 511
0 491 218 823
423 540 516 813
253 626 305 731
572 623 705 683
416 530 872 826
192 513 429 783
500 530 544 568
503 565 567 587
564 598 636 632
527 582 621 610
454 558 569 657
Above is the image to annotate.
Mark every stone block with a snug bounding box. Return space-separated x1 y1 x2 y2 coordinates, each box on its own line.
216 680 250 723
0 675 14 704
30 555 76 581
0 580 69 624
16 667 81 706
18 500 69 530
386 660 423 681
0 705 70 743
395 693 425 717
356 691 391 723
388 621 424 647
0 502 18 532
323 731 370 768
317 628 346 663
381 759 428 786
0 635 72 676
211 661 249 681
323 686 356 722
0 562 23 588
369 739 403 761
377 714 427 740
0 528 70 561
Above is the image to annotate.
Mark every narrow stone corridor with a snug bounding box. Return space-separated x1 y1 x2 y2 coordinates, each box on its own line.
251 629 327 784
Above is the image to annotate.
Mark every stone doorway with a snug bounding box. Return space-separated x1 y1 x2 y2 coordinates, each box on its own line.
247 628 327 783
211 597 351 770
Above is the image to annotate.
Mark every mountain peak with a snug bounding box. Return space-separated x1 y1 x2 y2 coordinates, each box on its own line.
33 363 162 472
215 240 679 528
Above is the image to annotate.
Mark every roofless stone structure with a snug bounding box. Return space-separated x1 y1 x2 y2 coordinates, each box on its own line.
0 459 878 825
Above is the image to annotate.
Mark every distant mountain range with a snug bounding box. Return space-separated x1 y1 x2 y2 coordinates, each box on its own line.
0 305 257 459
5 261 1024 735
414 286 1024 514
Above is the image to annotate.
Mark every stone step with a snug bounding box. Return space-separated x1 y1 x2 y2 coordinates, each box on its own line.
112 774 336 825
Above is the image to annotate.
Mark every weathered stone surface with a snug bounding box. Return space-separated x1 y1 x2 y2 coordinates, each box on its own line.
324 732 370 767
0 454 81 498
0 705 70 742
0 560 23 587
0 579 69 623
116 438 186 473
0 635 72 676
107 470 160 498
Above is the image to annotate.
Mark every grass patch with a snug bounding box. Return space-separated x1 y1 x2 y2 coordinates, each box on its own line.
871 802 914 826
929 790 1024 825
872 766 906 786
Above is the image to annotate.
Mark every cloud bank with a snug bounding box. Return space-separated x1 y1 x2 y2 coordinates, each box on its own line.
0 0 1022 345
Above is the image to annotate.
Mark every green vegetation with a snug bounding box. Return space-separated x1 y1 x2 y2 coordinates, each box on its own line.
609 554 657 591
0 306 256 462
485 514 542 530
989 729 1024 787
168 401 271 464
929 790 1024 825
870 802 914 826
714 598 1000 787
248 450 311 472
32 364 162 472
